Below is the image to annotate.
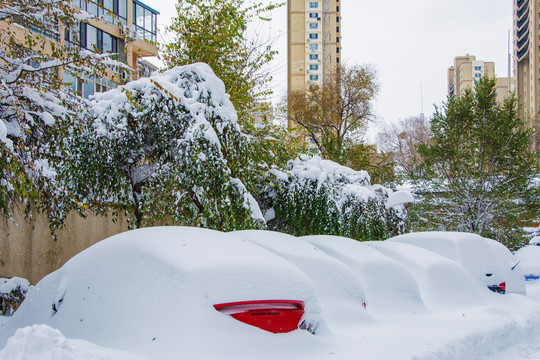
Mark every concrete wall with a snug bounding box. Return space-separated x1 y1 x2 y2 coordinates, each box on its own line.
0 207 129 284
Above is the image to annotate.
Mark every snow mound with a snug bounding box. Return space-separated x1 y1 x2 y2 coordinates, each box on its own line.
0 324 146 360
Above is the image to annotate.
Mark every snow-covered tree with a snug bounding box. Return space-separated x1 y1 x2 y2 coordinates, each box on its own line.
268 155 407 240
413 77 540 248
0 0 123 231
65 63 266 230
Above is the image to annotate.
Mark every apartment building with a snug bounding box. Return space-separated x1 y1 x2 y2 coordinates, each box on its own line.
448 55 512 104
514 0 540 151
2 0 159 99
287 0 341 126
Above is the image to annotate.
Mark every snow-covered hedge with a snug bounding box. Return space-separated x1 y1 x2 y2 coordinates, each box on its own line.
65 63 265 230
269 156 408 240
0 277 30 317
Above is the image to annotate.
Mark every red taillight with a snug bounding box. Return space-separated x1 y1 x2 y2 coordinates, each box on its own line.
499 282 506 292
214 300 305 333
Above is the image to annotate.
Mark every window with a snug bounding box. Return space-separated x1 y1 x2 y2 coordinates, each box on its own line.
474 66 482 71
133 2 158 42
309 23 318 29
74 0 127 25
309 2 318 8
336 16 339 22
310 64 319 70
336 47 340 53
336 57 340 64
309 44 319 51
310 75 319 81
309 12 318 18
309 54 319 60
336 6 339 11
309 33 318 39
475 73 481 78
336 26 340 32
79 23 124 57
336 36 339 43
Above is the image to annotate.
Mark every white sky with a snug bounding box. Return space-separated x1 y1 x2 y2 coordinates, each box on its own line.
150 0 512 129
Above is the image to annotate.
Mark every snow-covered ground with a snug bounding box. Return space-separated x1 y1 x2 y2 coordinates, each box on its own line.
2 227 540 360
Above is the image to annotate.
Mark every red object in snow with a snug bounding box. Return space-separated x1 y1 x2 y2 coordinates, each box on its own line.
214 300 305 333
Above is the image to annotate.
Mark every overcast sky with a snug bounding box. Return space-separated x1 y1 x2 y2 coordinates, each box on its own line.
151 0 513 131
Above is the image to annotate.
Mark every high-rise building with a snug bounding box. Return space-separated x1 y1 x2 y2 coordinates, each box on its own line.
514 0 540 151
448 55 495 98
1 0 159 99
287 0 341 126
447 54 511 103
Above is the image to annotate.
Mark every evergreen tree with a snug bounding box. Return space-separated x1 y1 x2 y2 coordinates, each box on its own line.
414 77 539 248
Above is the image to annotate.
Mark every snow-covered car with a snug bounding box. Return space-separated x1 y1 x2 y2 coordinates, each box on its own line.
232 230 370 328
365 241 486 307
302 235 425 313
515 245 540 283
0 227 323 359
387 232 526 295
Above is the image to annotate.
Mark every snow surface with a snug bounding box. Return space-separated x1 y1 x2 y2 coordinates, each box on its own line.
2 228 540 360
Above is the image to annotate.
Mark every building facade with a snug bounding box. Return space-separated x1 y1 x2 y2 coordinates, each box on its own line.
447 54 511 103
2 0 159 99
287 0 341 126
514 0 540 151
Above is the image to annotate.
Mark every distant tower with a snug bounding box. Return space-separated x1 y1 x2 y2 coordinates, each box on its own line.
514 0 540 154
287 0 341 127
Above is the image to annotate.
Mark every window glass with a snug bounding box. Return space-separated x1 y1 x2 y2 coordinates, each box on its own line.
309 13 318 18
119 0 127 18
309 54 318 60
83 80 94 99
309 23 318 29
136 4 144 26
64 72 77 93
309 2 318 8
103 0 113 11
87 0 98 16
87 25 97 50
309 44 318 51
79 23 87 48
310 65 318 70
103 32 114 53
309 33 318 39
310 75 319 81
